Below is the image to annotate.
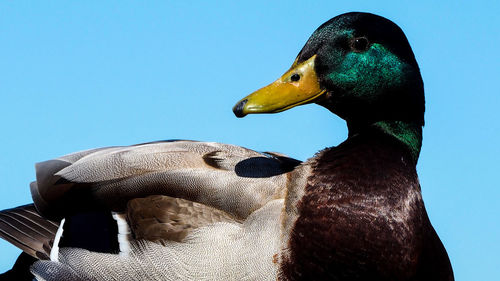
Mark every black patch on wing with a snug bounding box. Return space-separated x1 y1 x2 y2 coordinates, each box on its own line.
262 152 302 172
234 157 285 178
59 211 119 254
234 156 301 178
203 150 301 178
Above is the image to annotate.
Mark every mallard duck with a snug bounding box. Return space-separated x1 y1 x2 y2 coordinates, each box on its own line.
0 12 453 281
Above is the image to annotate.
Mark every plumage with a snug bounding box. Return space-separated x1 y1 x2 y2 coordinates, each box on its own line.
30 141 298 220
127 195 241 243
0 205 59 260
0 12 453 281
281 127 451 280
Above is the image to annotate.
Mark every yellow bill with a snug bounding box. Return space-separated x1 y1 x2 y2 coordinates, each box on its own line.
233 55 326 117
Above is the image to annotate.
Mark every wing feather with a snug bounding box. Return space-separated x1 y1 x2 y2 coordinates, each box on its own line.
32 141 301 218
127 195 240 243
0 204 59 259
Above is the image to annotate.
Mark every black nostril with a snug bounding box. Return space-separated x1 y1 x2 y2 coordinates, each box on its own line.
233 99 248 118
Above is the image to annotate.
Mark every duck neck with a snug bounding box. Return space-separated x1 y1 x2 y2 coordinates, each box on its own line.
347 120 422 164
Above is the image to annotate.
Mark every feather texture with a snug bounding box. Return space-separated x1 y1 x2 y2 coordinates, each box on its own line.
0 204 59 259
31 141 299 220
127 195 241 243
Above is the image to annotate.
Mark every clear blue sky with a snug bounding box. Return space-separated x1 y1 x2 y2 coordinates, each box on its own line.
0 1 498 280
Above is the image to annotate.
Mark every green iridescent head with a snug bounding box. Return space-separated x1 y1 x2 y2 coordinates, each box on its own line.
234 12 425 128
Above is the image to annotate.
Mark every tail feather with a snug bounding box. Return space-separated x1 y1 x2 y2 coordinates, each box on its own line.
0 204 59 259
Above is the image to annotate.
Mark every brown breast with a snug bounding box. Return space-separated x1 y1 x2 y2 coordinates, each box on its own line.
280 130 452 281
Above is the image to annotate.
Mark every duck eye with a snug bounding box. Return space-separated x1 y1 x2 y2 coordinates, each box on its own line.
290 73 301 82
351 37 370 52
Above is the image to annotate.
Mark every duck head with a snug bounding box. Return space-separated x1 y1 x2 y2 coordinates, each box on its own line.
233 12 424 130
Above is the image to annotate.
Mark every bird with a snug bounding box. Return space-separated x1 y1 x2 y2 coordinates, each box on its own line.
0 12 453 281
